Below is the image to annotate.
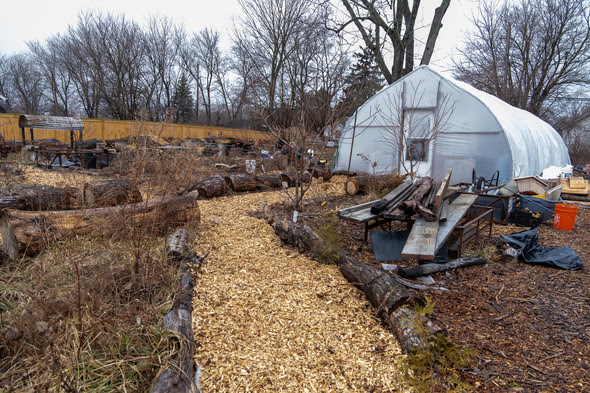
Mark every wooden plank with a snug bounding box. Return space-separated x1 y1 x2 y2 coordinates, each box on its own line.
401 216 440 260
432 169 452 215
434 194 478 254
337 200 378 223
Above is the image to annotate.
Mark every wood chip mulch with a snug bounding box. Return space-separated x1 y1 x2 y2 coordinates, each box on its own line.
192 178 408 392
299 191 590 392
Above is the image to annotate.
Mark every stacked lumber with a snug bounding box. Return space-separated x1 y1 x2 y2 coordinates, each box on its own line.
561 177 590 202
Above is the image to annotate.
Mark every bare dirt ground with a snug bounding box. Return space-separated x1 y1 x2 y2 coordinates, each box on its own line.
296 188 590 392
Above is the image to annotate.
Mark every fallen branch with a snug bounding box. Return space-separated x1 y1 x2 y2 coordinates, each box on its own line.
150 229 207 393
398 256 486 278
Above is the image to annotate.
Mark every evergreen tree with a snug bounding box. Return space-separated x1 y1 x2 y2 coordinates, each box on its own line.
172 74 195 124
340 47 384 116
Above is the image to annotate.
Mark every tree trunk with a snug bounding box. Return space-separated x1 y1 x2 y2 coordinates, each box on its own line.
255 174 283 190
338 255 411 315
150 229 203 393
561 193 590 202
224 174 256 192
397 256 486 278
83 179 142 207
192 175 226 198
1 186 82 211
1 193 200 260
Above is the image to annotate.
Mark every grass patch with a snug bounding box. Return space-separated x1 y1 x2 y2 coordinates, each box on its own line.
398 298 476 392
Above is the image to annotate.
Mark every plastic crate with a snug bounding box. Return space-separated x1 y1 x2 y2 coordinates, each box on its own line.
519 195 562 222
508 207 543 228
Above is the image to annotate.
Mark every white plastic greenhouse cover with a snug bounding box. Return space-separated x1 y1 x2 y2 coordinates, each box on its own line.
334 65 570 183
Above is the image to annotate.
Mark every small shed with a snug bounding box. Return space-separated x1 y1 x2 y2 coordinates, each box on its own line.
334 65 571 184
18 114 84 148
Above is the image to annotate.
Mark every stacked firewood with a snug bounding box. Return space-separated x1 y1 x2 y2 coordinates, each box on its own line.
376 175 448 222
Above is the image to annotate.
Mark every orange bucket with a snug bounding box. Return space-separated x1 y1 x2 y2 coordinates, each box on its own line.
554 204 578 230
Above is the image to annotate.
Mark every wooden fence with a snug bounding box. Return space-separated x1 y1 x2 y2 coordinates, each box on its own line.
0 113 272 144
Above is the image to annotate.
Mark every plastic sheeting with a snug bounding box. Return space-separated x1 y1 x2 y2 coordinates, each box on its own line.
499 228 583 270
335 65 570 184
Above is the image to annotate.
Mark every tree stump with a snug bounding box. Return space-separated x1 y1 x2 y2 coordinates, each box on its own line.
84 179 142 207
224 173 256 192
1 193 200 259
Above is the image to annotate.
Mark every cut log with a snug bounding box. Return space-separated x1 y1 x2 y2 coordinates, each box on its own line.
270 215 324 259
338 255 411 315
224 173 256 192
255 174 283 190
280 171 311 187
1 186 82 211
83 179 142 207
1 193 200 260
308 166 332 181
345 176 367 196
193 175 226 198
388 306 446 353
397 256 486 278
150 229 203 393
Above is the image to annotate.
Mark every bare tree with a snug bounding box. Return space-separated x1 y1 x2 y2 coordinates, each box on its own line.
334 0 451 84
233 0 324 121
454 0 590 117
142 16 182 121
28 37 74 116
1 53 44 114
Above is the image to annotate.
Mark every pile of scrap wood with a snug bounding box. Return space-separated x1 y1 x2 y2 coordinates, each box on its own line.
560 176 590 202
1 179 200 259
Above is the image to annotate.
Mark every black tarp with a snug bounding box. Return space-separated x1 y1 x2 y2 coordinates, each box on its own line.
499 227 583 270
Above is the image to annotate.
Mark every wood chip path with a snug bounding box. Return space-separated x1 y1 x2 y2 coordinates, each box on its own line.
192 178 405 392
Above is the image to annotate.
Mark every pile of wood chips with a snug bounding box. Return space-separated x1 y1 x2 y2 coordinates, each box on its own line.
193 177 407 392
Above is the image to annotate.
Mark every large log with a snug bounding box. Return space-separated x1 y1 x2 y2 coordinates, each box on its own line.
192 175 227 198
224 173 256 192
269 215 324 259
398 256 487 278
338 255 411 315
0 186 82 211
1 193 200 260
150 229 204 393
255 174 283 190
83 179 142 207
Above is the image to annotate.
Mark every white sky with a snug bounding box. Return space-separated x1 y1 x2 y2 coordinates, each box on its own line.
0 0 478 74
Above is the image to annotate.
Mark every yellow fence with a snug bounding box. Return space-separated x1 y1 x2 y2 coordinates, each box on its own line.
0 113 272 144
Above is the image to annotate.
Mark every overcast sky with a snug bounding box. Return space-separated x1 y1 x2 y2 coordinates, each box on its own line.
0 0 478 73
